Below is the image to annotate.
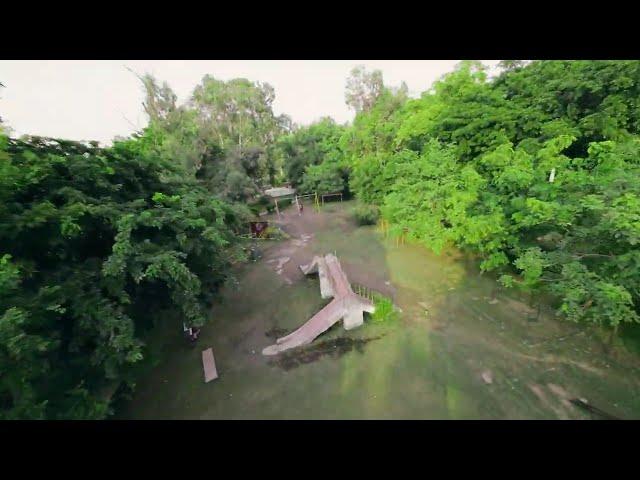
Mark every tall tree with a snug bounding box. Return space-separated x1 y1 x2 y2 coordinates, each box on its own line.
345 66 384 114
140 73 178 123
274 117 347 188
191 75 281 153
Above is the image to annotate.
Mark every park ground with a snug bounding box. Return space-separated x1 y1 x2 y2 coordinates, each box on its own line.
117 200 640 419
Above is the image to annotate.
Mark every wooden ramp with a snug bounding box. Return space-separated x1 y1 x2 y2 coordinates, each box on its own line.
202 348 218 383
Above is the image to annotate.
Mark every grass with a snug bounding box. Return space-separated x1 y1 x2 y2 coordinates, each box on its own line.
371 294 399 323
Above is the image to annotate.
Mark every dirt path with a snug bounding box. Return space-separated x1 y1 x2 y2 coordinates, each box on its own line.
117 201 640 420
262 205 395 297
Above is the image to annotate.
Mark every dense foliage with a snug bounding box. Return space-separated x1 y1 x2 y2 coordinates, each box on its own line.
131 73 292 202
0 133 249 419
339 61 640 330
274 117 350 194
0 70 303 419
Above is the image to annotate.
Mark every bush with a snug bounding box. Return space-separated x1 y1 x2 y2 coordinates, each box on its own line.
263 226 289 240
353 203 380 225
371 295 398 323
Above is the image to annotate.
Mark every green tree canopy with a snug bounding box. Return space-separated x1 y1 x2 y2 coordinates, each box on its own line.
0 134 244 419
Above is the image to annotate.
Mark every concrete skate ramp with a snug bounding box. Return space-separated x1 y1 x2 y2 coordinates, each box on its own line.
262 254 374 355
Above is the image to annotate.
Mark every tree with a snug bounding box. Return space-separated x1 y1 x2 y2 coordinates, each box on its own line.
345 66 384 114
134 73 286 197
0 134 244 419
274 118 347 187
497 60 528 72
299 161 348 195
139 73 178 123
191 75 281 153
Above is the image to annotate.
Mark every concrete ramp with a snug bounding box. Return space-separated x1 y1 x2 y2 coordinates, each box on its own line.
300 255 332 298
263 254 375 356
263 298 347 355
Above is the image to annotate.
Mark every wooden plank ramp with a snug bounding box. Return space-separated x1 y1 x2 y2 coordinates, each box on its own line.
202 348 218 383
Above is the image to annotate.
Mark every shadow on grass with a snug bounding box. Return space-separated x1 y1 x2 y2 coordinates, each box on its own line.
268 335 385 371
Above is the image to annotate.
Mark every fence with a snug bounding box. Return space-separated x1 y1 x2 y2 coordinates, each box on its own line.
321 192 343 206
378 219 409 246
295 192 321 212
351 282 387 302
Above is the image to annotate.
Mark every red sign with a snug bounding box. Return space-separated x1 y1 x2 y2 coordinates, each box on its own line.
250 221 269 238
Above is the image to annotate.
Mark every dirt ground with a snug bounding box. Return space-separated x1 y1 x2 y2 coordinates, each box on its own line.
117 201 640 420
262 201 396 298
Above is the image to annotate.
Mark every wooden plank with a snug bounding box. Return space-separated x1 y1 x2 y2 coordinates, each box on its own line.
202 348 218 383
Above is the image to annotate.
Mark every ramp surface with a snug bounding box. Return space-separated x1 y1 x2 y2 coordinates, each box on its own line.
263 254 374 355
202 348 219 383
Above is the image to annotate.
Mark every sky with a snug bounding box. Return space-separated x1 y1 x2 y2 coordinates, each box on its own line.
0 60 501 145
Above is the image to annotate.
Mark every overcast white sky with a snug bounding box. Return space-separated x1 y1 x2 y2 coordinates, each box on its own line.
0 60 500 144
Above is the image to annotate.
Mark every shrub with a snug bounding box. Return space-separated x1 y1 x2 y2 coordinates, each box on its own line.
371 295 398 323
263 226 289 240
353 203 380 226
